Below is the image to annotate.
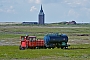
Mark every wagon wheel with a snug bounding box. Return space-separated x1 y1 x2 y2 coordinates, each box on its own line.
61 47 64 49
26 45 28 49
65 47 68 49
36 46 40 49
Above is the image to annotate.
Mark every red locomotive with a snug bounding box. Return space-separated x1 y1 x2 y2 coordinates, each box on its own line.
19 35 45 50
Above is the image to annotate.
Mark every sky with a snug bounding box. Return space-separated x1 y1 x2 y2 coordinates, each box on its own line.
0 0 90 23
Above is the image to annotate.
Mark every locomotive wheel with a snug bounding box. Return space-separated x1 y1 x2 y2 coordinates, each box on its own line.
19 45 25 50
26 45 28 49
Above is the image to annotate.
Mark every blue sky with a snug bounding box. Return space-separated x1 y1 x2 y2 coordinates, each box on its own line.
0 0 90 23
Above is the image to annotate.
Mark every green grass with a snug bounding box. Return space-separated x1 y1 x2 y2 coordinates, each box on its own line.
0 25 90 60
0 26 90 41
0 26 90 37
0 44 90 60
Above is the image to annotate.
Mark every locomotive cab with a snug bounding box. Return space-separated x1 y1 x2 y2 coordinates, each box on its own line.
21 36 36 41
29 36 36 42
19 36 37 50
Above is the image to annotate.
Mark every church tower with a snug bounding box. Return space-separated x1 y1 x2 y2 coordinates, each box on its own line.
38 5 45 24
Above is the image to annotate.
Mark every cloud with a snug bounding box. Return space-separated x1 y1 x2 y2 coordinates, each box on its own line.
6 6 15 13
68 9 79 18
28 0 41 4
0 9 3 12
40 0 90 8
0 6 16 13
10 6 13 9
35 0 41 4
63 0 90 8
28 0 33 3
80 7 90 16
30 6 37 12
41 0 61 4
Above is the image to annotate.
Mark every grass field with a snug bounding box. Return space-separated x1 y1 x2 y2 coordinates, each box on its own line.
0 44 90 60
0 24 90 60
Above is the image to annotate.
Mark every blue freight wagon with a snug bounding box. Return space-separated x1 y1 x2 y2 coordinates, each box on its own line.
44 33 70 49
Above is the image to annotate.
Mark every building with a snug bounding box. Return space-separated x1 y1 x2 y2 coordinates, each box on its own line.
68 21 76 24
22 5 45 25
22 22 38 24
38 5 45 24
